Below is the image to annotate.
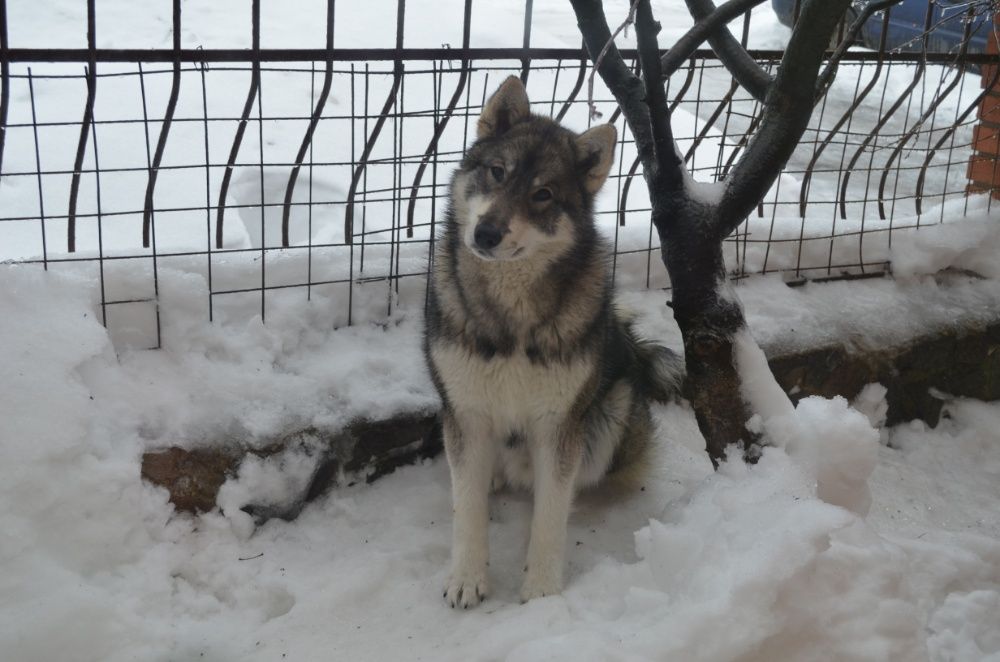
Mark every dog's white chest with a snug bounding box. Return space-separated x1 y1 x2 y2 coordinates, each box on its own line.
430 344 589 429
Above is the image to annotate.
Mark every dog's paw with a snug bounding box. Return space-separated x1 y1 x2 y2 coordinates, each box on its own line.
443 567 489 609
519 569 561 603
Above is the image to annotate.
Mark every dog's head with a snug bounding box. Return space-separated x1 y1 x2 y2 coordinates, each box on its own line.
451 76 617 262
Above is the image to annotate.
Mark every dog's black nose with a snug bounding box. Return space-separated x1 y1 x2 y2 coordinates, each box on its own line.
474 223 503 250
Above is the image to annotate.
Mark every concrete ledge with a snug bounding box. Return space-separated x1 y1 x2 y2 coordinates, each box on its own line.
769 320 1000 425
142 414 440 515
142 320 1000 517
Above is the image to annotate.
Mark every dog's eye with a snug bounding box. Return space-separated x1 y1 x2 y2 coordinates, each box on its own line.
531 188 552 203
490 166 505 182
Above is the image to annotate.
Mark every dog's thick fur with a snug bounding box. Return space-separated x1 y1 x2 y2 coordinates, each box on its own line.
424 77 683 608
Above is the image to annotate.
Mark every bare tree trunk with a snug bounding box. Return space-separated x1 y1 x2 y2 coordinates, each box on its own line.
653 203 755 464
570 0 877 465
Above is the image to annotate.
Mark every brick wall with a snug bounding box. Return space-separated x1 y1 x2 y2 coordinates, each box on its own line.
968 10 1000 199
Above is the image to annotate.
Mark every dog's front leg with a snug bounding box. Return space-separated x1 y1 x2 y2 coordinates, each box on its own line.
443 411 495 609
521 425 582 602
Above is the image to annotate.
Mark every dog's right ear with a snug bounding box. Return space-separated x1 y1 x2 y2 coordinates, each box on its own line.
477 76 530 139
576 124 618 194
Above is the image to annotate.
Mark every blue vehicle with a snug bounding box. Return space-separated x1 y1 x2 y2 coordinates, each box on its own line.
771 0 992 54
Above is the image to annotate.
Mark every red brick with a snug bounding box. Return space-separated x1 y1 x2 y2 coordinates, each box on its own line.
974 125 1000 155
967 12 998 194
984 65 998 88
967 154 1000 189
965 180 1000 201
982 14 999 86
980 92 1000 124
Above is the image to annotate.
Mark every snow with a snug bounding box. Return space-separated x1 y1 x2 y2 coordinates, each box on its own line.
0 0 987 289
890 216 1000 280
616 207 1000 362
852 382 890 444
2 1 1000 660
5 0 785 51
734 327 879 515
83 262 437 448
3 219 1000 660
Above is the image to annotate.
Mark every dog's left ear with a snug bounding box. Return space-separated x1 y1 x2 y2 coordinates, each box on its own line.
576 124 617 194
478 76 531 139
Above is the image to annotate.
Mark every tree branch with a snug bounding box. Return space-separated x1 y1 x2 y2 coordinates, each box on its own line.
679 0 772 102
634 0 686 194
717 0 853 236
816 0 905 95
586 0 640 120
570 0 654 169
660 0 769 79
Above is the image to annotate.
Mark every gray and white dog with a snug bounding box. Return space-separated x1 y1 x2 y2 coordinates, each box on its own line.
424 76 682 607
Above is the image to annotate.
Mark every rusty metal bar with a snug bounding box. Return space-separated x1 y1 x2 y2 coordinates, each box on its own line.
344 0 406 245
0 0 8 178
916 62 1000 215
618 156 643 227
215 0 261 249
307 61 315 300
198 60 214 322
839 3 935 221
877 6 975 220
348 62 356 324
554 41 588 122
66 0 97 253
281 0 335 247
520 0 534 83
800 9 891 219
89 114 109 327
27 68 47 267
5 47 993 65
405 0 472 238
142 0 182 249
257 61 266 321
683 80 738 163
136 62 163 346
816 0 901 95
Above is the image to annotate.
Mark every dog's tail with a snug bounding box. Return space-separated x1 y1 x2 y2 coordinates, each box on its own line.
634 340 685 404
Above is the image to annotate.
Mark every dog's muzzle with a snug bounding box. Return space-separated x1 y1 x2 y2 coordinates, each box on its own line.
473 223 503 251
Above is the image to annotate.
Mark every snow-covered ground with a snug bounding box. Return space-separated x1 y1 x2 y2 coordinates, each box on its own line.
3 2 1000 660
3 226 1000 660
2 207 1000 661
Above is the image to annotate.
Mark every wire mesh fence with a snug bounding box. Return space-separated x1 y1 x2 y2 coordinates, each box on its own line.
1 0 997 349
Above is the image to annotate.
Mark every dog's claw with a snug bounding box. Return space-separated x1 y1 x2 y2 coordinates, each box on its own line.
444 567 489 609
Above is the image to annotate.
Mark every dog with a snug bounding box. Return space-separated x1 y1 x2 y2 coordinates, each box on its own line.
424 76 683 608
